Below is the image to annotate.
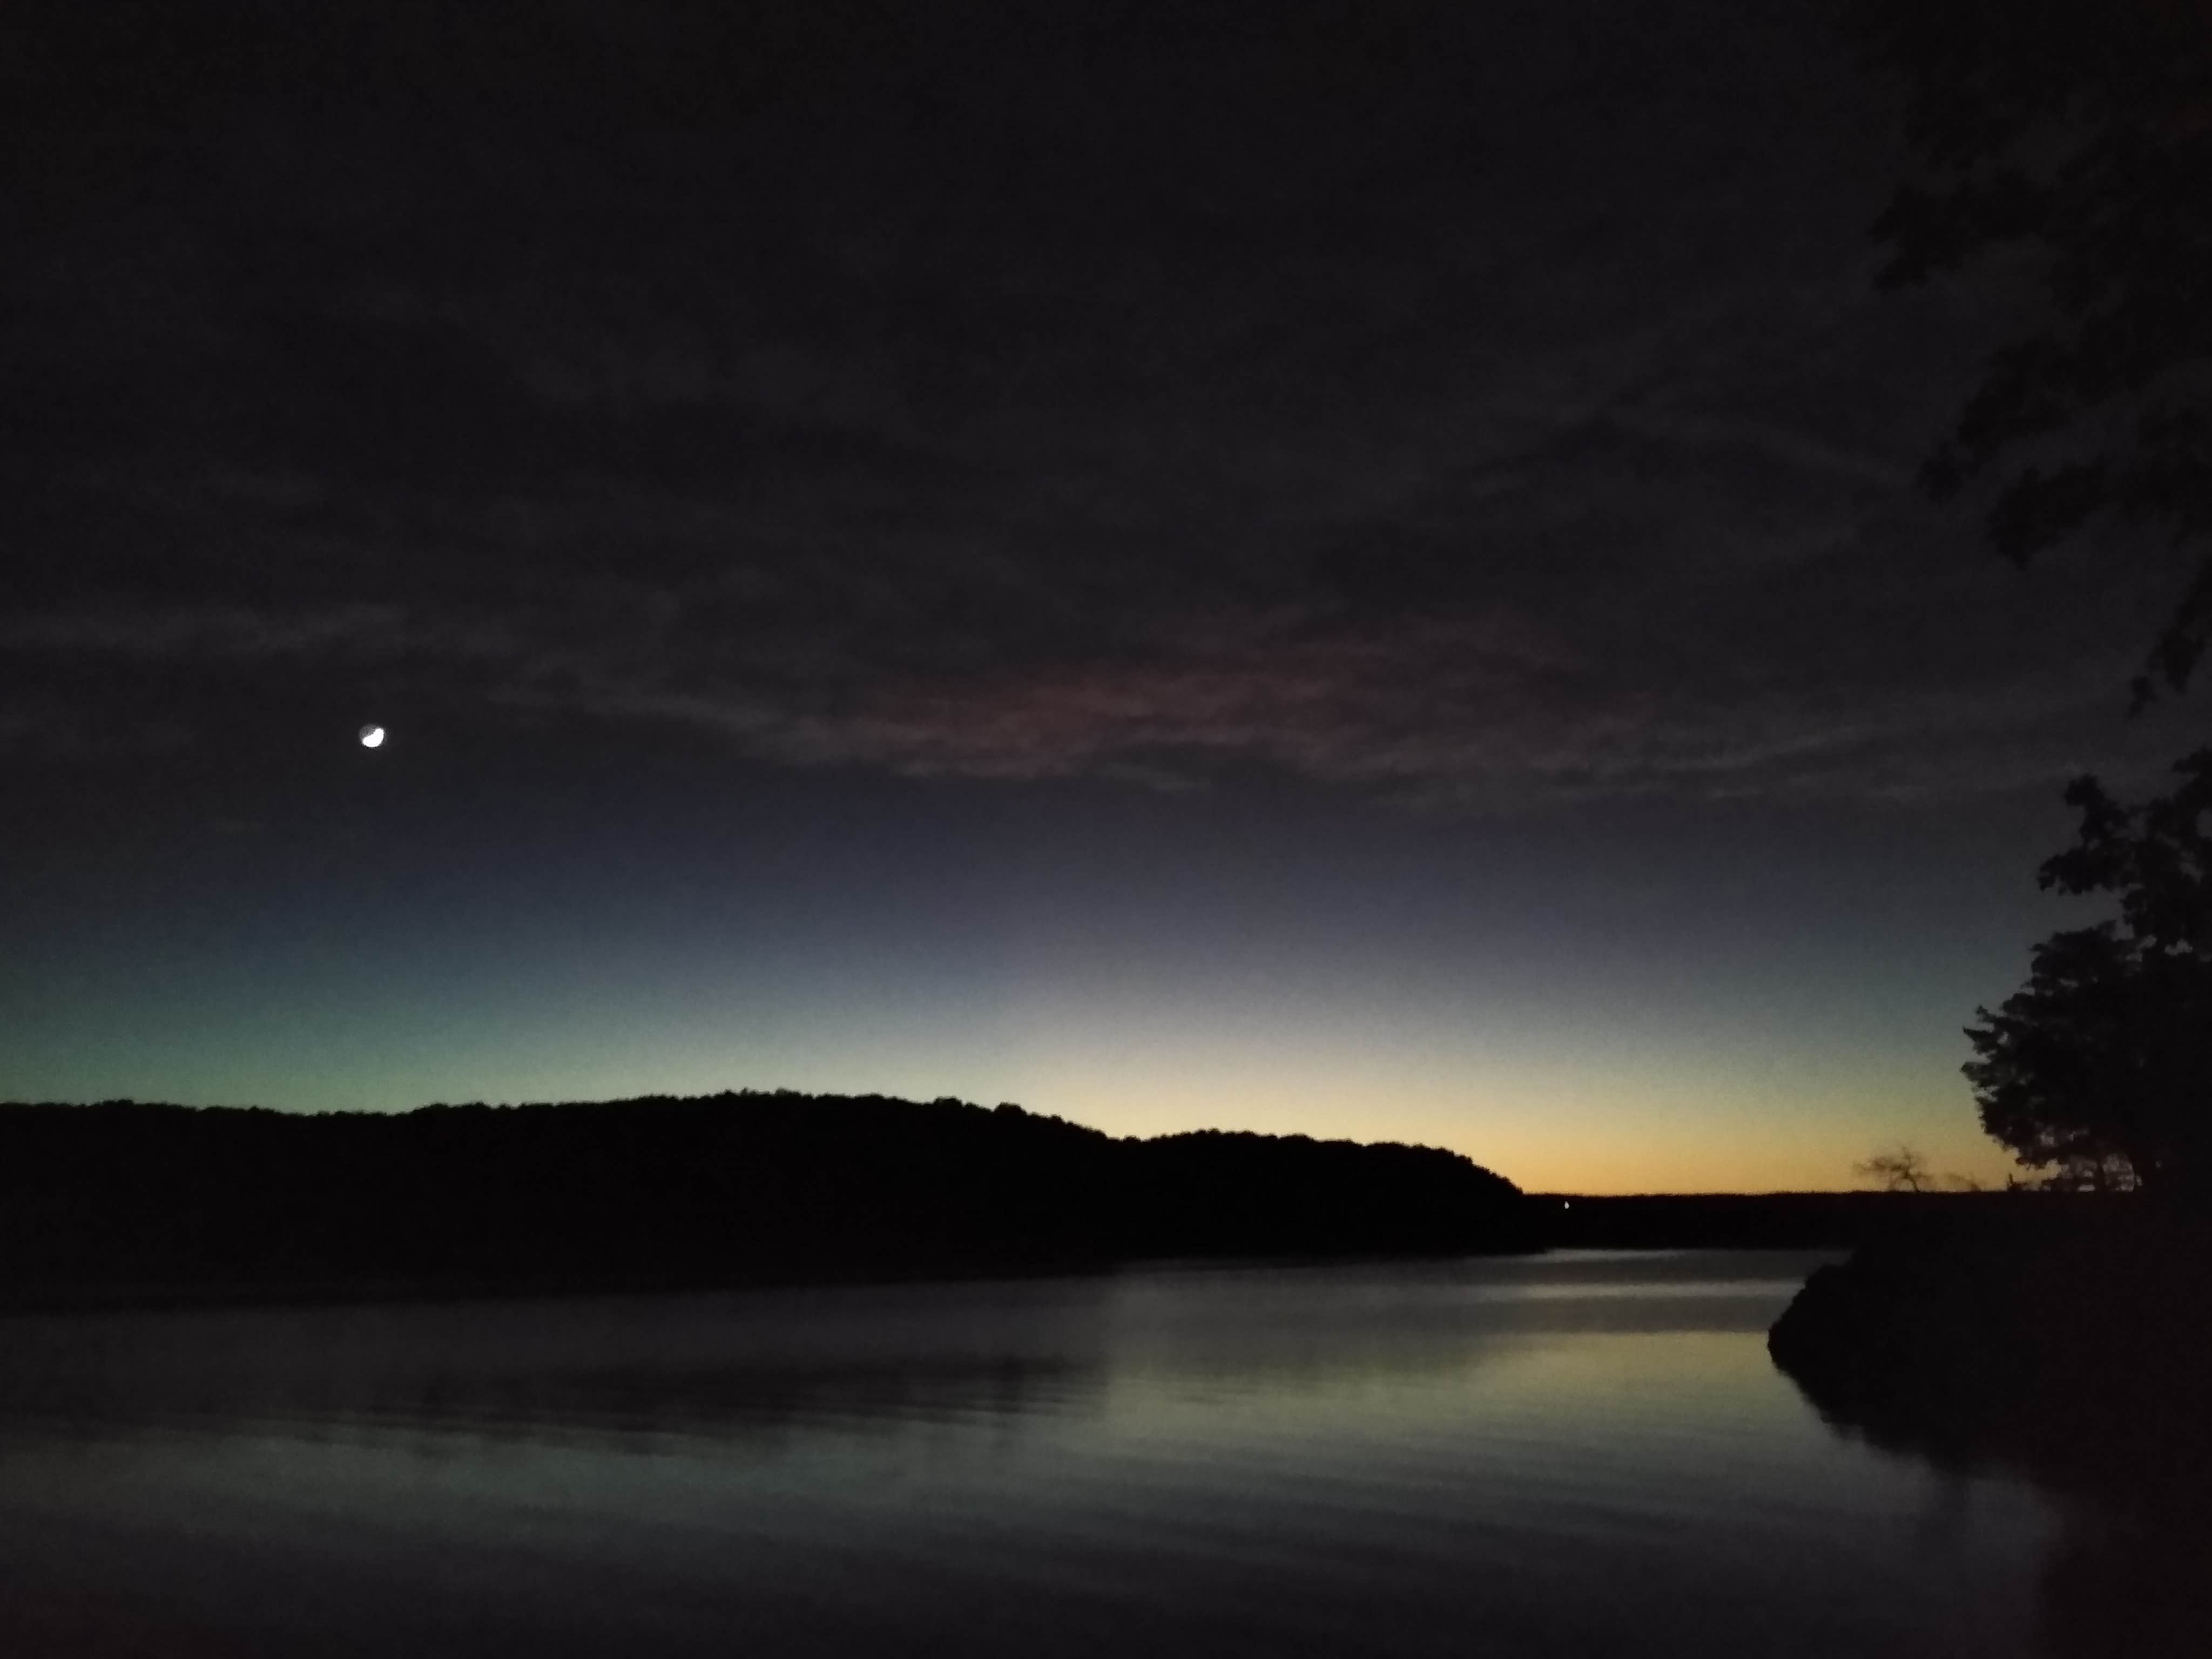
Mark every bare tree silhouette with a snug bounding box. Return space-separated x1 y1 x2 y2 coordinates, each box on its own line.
1854 1145 1932 1192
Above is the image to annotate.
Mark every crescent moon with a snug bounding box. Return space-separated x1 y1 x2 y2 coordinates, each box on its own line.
359 724 386 748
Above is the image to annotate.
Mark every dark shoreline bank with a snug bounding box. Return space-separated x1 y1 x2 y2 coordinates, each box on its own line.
1768 1199 2212 1514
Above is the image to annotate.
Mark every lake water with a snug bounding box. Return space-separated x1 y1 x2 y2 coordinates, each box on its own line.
0 1252 2081 1656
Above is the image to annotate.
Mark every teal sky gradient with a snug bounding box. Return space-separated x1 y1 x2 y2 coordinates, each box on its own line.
2 751 2145 1193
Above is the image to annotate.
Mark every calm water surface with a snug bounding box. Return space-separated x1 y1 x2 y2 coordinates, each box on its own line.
0 1252 2071 1656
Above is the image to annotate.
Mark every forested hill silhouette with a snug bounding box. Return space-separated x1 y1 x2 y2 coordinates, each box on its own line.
0 1092 1536 1309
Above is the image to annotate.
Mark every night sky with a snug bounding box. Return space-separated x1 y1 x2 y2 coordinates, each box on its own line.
5 1 2200 1191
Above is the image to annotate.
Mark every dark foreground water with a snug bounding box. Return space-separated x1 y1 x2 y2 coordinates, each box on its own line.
0 1251 2114 1657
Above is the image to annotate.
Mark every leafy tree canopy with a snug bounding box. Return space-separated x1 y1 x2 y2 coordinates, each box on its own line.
1847 0 2212 699
1966 749 2212 1196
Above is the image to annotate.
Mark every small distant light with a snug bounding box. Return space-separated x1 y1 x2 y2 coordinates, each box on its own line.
1562 1201 1572 1209
359 724 386 748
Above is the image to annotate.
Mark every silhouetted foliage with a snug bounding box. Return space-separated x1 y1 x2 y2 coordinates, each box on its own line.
1965 751 2212 1199
1846 0 2212 699
0 1092 1535 1308
1853 1145 1931 1192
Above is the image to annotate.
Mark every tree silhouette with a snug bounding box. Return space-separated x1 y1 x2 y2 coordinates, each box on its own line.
1846 0 2212 700
1965 750 2212 1198
0 1091 1539 1306
1854 1145 1932 1192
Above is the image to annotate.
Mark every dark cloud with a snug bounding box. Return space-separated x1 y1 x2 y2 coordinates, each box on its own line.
3 0 2187 805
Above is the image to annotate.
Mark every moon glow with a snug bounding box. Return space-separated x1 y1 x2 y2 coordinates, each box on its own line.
359 724 386 748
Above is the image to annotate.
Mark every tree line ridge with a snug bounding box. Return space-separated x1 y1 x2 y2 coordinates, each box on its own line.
0 1090 1536 1309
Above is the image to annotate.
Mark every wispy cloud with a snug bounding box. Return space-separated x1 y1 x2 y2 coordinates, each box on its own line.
2 0 2179 804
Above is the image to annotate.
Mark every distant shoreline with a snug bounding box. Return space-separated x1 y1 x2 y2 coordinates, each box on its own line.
1533 1189 2094 1251
1 1092 1539 1315
5 1095 2092 1318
